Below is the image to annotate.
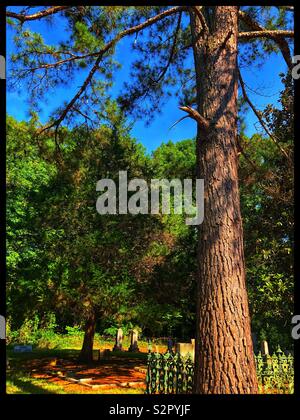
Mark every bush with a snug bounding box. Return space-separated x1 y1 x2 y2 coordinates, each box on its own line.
17 316 40 344
103 322 138 338
6 313 60 347
103 326 118 337
36 330 60 349
65 325 82 336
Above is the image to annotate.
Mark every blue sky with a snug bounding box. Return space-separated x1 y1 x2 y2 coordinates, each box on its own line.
6 7 289 153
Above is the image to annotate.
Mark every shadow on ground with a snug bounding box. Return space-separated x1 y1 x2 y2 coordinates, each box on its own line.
7 347 148 393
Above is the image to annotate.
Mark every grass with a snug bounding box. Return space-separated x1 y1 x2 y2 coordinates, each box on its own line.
6 334 163 352
6 347 148 366
6 332 163 394
7 343 291 395
6 339 149 395
6 372 144 394
7 374 67 394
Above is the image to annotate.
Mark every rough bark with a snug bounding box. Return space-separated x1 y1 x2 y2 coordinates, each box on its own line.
78 313 96 363
190 6 258 394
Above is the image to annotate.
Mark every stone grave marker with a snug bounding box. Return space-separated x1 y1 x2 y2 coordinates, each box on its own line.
113 327 123 351
167 337 174 353
13 345 33 353
261 340 269 356
128 329 139 352
175 338 195 361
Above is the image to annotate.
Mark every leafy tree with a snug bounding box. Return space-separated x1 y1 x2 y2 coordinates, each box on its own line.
6 111 153 361
146 139 197 339
6 115 57 328
38 113 157 362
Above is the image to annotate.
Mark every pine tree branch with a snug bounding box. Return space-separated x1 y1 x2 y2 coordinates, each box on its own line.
6 6 71 22
237 136 260 171
239 29 294 39
150 12 182 85
238 69 292 165
179 106 209 130
237 136 289 203
169 115 189 130
238 10 293 69
72 107 93 122
23 52 102 72
190 6 209 33
37 6 188 135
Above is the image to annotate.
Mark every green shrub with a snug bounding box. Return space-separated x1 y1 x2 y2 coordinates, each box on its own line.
36 330 60 349
17 316 40 344
65 325 82 336
103 326 118 337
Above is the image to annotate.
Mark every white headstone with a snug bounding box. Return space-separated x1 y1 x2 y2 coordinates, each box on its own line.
175 340 195 361
261 340 269 356
113 328 123 351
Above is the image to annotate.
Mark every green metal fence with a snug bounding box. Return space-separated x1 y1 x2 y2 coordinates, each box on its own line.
146 351 194 394
255 347 294 394
145 347 294 394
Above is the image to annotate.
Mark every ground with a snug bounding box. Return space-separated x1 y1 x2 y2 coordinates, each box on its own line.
6 338 168 394
7 338 291 394
7 349 149 394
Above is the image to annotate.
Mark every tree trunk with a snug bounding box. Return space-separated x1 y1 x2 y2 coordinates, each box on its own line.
190 6 258 393
78 313 96 363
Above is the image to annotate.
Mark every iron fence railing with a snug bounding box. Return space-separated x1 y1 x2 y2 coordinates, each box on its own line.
145 347 294 394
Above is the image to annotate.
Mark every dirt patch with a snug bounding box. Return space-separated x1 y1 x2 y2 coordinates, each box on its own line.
11 355 147 394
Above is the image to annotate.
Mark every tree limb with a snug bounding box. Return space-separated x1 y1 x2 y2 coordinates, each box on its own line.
239 69 292 164
72 107 94 123
150 12 182 84
239 29 294 39
190 6 209 33
238 10 293 69
38 6 188 135
179 106 209 130
169 115 189 130
6 6 71 22
23 52 101 72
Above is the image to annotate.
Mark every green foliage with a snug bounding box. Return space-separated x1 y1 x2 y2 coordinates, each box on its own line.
6 109 293 347
65 325 83 336
6 313 58 348
102 326 119 337
6 115 58 328
239 74 293 349
152 139 196 179
17 316 39 345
